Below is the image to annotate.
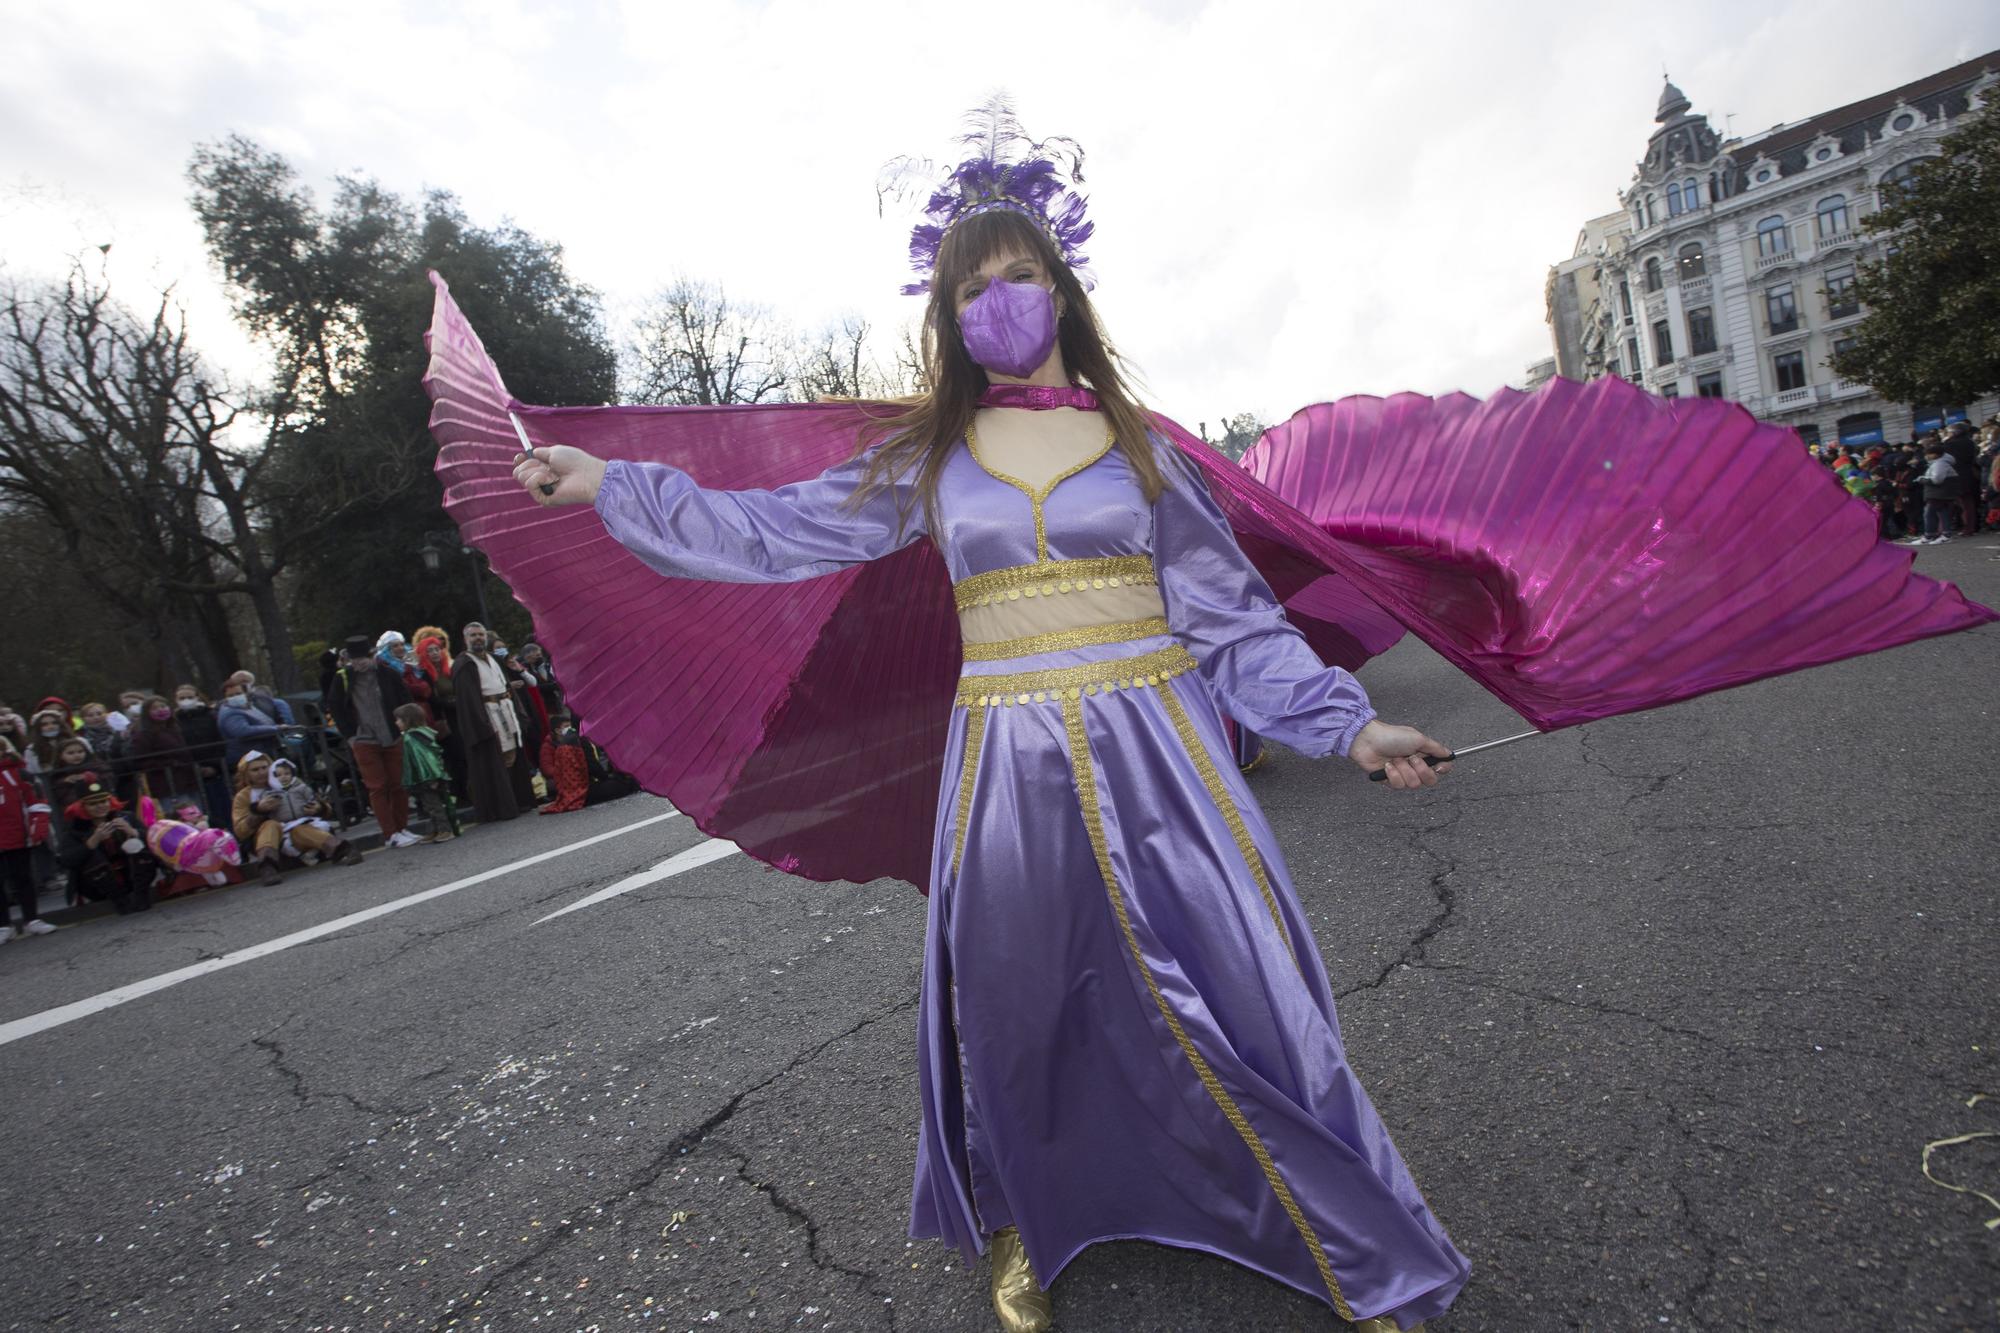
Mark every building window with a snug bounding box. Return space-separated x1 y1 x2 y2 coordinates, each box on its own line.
1773 350 1807 392
1891 112 1915 131
1824 266 1859 319
1684 178 1698 207
1667 185 1684 216
1626 338 1641 382
1836 412 1881 444
1678 242 1706 279
1757 215 1790 257
1882 160 1923 199
1619 284 1633 322
1686 306 1717 355
1696 371 1724 398
1816 194 1850 237
1653 318 1674 363
1643 257 1663 292
1645 195 1657 227
1660 383 1681 399
1831 335 1856 363
1766 283 1798 335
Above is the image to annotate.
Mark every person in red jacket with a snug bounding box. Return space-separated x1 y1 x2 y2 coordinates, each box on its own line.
0 738 56 938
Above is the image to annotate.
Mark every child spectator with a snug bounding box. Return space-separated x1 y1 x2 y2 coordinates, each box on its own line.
0 738 55 939
61 781 158 915
265 758 338 863
232 751 361 884
394 703 456 842
538 712 590 814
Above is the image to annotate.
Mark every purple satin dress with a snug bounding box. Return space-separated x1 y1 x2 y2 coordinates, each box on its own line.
595 431 1469 1328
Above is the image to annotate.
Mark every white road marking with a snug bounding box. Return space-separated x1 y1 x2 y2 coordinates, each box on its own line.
0 809 684 1050
534 838 740 923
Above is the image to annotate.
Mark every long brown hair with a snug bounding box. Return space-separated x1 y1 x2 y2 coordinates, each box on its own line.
847 208 1166 537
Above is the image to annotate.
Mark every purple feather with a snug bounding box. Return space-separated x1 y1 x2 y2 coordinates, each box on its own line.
878 96 1094 296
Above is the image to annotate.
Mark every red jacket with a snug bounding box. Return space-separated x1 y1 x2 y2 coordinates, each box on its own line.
0 754 52 851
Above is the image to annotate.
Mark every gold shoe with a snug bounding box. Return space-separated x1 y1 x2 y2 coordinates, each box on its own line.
989 1226 1053 1333
1350 1319 1424 1333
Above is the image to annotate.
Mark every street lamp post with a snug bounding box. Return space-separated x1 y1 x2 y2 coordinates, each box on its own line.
420 529 491 625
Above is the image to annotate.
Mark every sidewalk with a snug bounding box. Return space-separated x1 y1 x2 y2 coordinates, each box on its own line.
31 810 449 927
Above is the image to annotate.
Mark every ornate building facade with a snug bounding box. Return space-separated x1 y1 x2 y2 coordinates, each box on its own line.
1548 52 2000 446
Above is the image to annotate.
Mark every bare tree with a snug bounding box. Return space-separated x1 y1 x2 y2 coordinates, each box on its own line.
782 315 918 402
624 278 790 405
0 261 319 690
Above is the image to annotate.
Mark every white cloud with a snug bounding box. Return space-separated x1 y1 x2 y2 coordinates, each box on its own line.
3 0 1995 429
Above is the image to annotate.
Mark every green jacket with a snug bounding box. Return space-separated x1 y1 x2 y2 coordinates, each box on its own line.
401 726 447 786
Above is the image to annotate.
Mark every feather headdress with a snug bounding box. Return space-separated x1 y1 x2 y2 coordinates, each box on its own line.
878 95 1094 295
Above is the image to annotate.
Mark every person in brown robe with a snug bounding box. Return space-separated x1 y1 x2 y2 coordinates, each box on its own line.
449 622 521 825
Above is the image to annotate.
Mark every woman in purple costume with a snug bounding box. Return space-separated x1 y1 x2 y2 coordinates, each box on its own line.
512 114 1468 1333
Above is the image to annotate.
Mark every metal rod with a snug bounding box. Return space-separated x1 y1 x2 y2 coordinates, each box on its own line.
510 411 557 496
1368 727 1545 781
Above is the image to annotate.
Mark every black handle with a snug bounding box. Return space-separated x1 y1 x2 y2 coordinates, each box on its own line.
1368 750 1455 782
517 450 557 496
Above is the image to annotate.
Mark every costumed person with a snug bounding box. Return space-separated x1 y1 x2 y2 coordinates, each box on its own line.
393 703 457 841
144 800 243 897
0 737 56 938
537 712 589 814
327 635 419 848
413 625 470 804
232 752 361 884
60 781 157 916
504 106 1466 1332
449 622 523 825
378 630 437 719
265 758 337 862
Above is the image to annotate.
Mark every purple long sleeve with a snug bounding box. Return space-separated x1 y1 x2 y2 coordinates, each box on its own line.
594 449 925 583
1153 443 1377 758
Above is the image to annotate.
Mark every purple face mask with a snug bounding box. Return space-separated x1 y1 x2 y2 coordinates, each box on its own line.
959 278 1058 378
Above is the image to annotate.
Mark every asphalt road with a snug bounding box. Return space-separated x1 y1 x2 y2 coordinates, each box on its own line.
2 541 1996 1333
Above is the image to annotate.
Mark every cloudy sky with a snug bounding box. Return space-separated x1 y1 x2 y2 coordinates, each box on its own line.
5 0 1997 432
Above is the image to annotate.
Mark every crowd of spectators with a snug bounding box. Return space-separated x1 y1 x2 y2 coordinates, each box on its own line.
1814 419 1998 546
0 622 635 940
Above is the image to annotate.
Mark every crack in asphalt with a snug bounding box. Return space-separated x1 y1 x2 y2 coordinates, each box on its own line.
1576 725 1690 805
717 1137 902 1331
430 985 922 1331
252 1022 428 1122
1336 807 1465 997
1427 964 1722 1046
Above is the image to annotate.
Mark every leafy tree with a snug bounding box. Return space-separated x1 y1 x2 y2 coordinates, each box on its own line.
1217 412 1270 461
186 136 617 652
1830 88 2000 406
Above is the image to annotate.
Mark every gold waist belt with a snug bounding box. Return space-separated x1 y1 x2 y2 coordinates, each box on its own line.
956 643 1199 709
955 556 1168 659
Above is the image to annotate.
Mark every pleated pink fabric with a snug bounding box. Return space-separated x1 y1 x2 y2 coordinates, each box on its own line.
1243 389 1996 729
422 273 1400 889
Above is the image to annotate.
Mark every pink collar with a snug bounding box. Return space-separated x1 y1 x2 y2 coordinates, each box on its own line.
978 384 1101 411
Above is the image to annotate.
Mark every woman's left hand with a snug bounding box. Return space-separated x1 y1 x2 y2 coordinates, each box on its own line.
1348 720 1454 790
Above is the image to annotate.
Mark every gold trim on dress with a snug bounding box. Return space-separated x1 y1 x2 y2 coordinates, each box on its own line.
956 643 1199 710
953 556 1158 611
1059 695 1354 1320
952 707 987 877
966 421 1117 562
961 617 1173 663
1156 685 1300 976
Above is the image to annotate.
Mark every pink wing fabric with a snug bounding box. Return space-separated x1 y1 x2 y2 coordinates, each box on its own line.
1242 385 1997 729
422 273 1399 888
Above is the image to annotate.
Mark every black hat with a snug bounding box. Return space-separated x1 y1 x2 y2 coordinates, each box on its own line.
344 635 374 658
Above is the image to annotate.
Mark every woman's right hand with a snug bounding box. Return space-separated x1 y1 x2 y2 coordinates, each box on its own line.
513 446 608 507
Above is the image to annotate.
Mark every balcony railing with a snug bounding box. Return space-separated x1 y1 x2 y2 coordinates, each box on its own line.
1767 316 1800 337
1679 275 1712 302
1756 250 1795 273
1816 230 1858 251
1771 386 1814 408
1825 300 1860 321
